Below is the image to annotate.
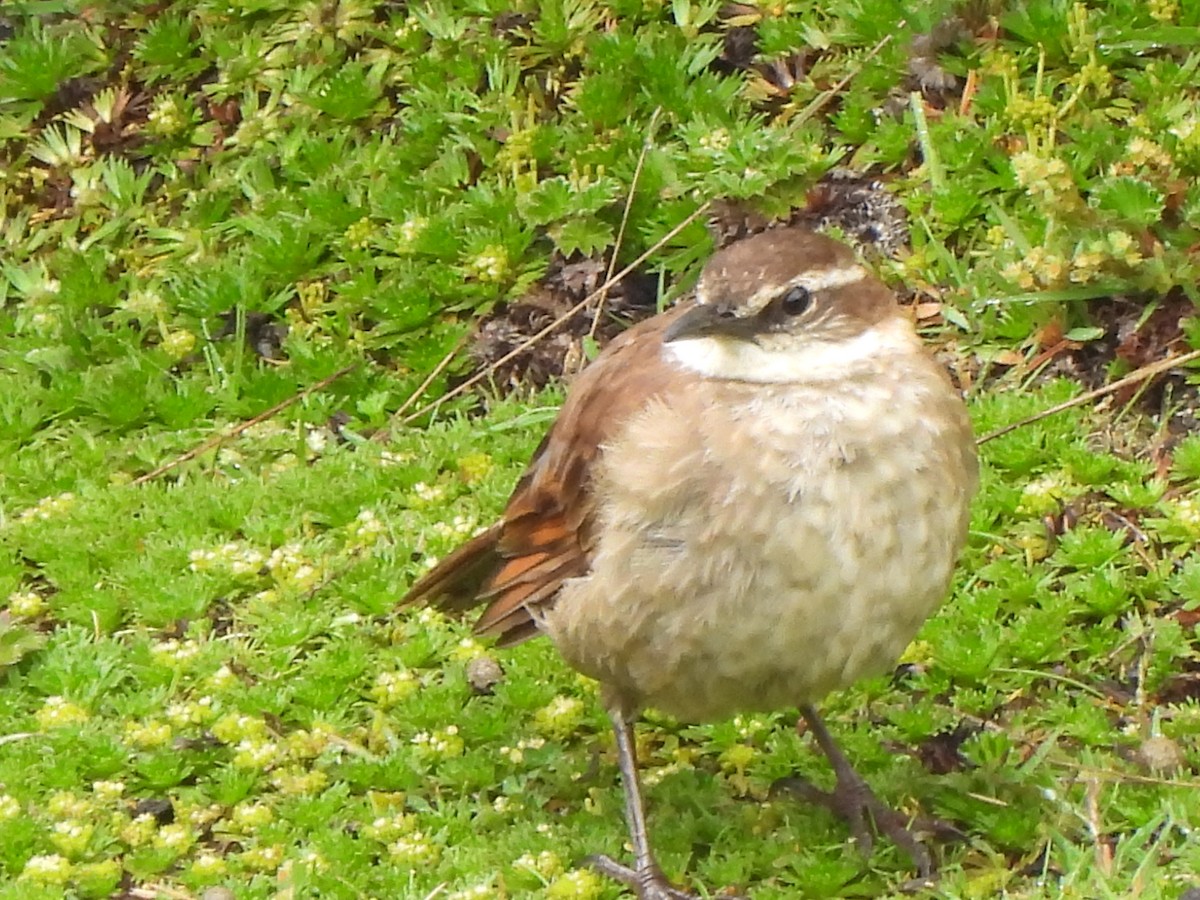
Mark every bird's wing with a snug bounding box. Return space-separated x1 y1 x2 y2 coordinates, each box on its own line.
403 305 692 646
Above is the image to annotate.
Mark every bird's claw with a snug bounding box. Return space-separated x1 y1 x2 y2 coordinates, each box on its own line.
770 773 936 879
586 854 746 900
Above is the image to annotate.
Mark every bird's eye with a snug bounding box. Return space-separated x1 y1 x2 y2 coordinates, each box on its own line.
779 285 812 316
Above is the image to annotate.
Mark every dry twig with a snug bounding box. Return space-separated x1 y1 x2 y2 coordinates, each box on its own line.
131 364 358 485
976 348 1200 446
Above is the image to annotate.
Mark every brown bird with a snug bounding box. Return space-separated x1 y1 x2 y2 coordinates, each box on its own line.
404 228 978 899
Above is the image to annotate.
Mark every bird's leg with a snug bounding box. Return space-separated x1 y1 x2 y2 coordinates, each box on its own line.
773 704 934 879
587 706 702 900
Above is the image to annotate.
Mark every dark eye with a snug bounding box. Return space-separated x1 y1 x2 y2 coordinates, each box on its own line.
779 285 812 316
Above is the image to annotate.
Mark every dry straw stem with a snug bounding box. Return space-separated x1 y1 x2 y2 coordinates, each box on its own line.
130 364 359 485
380 330 472 429
975 348 1200 446
791 25 904 125
587 106 662 346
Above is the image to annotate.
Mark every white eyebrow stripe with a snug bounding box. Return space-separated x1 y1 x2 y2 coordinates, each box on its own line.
746 264 868 308
796 264 868 291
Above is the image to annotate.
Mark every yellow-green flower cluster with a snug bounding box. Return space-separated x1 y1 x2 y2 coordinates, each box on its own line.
410 725 464 760
365 812 417 841
1169 497 1200 535
396 216 427 250
188 541 266 578
546 867 605 899
344 216 374 250
1018 473 1077 516
718 743 757 775
0 794 22 820
491 794 524 816
1000 245 1071 290
49 819 94 857
448 883 495 900
451 636 486 661
241 842 286 872
1170 115 1200 163
431 514 478 542
1003 91 1057 132
347 508 387 548
20 853 73 886
456 451 493 484
697 127 731 154
35 696 90 729
229 800 275 832
283 724 337 759
147 93 191 137
153 822 196 854
165 696 219 728
232 736 283 770
182 801 224 831
389 832 441 865
16 491 76 524
270 766 330 796
91 780 125 803
47 791 93 819
1011 152 1080 208
161 328 197 360
533 695 586 741
119 813 158 848
205 663 241 692
125 719 173 748
410 481 446 505
150 638 204 669
468 245 509 283
414 607 452 630
733 714 771 740
1148 0 1179 22
641 748 697 788
515 849 565 879
216 710 272 748
499 736 546 765
7 589 46 618
1117 137 1173 174
189 852 228 881
266 542 322 591
370 668 419 708
379 449 413 467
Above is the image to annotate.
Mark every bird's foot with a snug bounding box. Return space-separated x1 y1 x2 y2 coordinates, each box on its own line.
587 854 743 900
770 771 939 881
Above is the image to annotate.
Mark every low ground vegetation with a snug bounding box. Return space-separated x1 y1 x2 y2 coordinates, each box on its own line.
1 1 1199 897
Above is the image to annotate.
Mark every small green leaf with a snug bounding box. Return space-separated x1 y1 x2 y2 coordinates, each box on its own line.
0 614 48 670
551 217 614 257
1092 176 1164 227
1063 325 1105 341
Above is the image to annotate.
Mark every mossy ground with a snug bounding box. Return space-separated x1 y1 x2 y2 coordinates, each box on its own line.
2 2 1199 898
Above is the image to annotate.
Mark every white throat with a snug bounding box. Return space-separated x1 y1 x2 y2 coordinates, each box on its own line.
665 317 917 384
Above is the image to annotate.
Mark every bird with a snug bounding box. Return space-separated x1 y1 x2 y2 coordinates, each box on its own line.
403 227 978 899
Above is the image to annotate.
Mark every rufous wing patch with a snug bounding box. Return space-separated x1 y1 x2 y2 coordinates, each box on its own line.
399 305 693 647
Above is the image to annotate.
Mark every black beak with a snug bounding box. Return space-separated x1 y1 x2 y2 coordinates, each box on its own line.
663 303 758 343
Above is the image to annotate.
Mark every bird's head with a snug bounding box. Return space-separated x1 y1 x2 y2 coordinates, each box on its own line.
663 229 912 383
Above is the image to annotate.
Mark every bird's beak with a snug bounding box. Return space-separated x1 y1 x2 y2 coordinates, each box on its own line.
663 303 758 343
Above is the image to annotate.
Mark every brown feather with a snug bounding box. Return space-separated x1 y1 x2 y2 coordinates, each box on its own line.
400 304 693 646
403 523 504 615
